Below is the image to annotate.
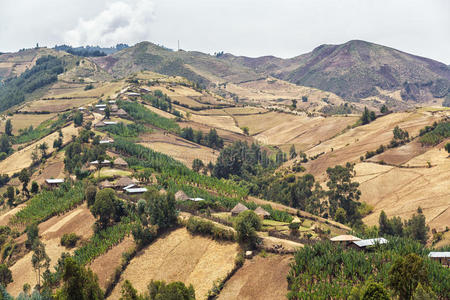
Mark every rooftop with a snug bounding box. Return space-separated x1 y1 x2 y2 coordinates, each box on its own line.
330 235 362 242
231 203 248 214
45 179 64 184
428 252 450 258
353 238 388 248
125 188 148 193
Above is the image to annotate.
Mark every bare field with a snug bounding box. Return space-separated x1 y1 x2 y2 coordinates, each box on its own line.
218 255 292 300
7 204 95 297
139 132 218 168
0 124 78 175
31 152 66 185
109 228 239 300
355 146 450 231
369 140 427 165
0 113 57 134
19 98 97 113
90 237 135 290
235 111 357 150
302 111 444 179
190 114 243 134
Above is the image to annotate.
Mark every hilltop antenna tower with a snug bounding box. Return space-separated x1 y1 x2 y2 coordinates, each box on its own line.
178 40 180 51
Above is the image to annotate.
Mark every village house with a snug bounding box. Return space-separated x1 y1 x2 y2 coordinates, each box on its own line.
99 180 114 190
330 235 362 246
115 176 137 190
254 206 270 219
175 190 190 201
111 108 128 118
89 159 111 167
113 157 128 169
99 136 114 145
45 178 64 189
351 238 388 250
428 252 450 267
124 187 148 194
231 203 249 216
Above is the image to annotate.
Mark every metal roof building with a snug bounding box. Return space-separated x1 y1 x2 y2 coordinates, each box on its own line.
353 238 388 248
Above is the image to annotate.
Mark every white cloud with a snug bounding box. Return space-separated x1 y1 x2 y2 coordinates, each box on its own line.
64 0 154 47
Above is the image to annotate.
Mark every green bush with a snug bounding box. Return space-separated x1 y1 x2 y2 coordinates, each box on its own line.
186 217 235 241
60 233 80 248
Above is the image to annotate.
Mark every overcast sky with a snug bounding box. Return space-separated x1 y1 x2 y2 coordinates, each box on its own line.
1 0 449 63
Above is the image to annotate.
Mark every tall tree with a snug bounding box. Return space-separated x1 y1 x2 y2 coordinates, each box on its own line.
389 253 428 300
57 257 104 300
18 168 30 195
31 240 50 288
326 163 361 224
4 120 12 136
289 145 297 159
0 264 12 287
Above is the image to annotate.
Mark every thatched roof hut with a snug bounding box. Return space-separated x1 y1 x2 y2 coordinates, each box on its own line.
113 157 128 168
231 203 248 216
115 177 135 188
254 206 270 219
99 180 114 189
175 190 189 201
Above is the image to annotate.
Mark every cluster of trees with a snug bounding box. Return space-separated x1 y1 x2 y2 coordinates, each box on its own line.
120 279 195 300
180 127 223 149
212 141 284 180
418 120 450 146
103 122 148 138
143 90 173 112
252 163 362 225
64 130 106 174
360 107 377 125
379 207 430 244
0 55 64 112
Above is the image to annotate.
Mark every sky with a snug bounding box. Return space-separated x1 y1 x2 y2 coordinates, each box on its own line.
0 0 449 63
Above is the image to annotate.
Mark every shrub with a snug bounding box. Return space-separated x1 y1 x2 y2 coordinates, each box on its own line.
186 217 235 241
60 233 80 248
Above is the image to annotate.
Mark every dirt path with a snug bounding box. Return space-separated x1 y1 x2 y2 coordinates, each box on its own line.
218 254 293 300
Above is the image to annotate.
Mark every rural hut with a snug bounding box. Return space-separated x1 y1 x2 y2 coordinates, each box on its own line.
175 190 190 201
254 206 270 219
330 235 361 247
112 108 128 118
113 157 128 169
110 104 119 112
45 178 64 189
99 136 114 144
125 187 148 194
94 121 106 128
428 252 450 267
231 203 249 216
115 176 136 189
99 180 114 189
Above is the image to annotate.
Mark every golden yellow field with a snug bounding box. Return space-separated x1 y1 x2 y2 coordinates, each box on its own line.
357 146 450 231
0 113 57 134
0 124 78 175
109 228 239 300
7 205 95 296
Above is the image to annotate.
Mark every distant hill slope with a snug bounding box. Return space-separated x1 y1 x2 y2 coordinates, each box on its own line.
92 42 261 86
92 40 450 105
271 40 450 102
